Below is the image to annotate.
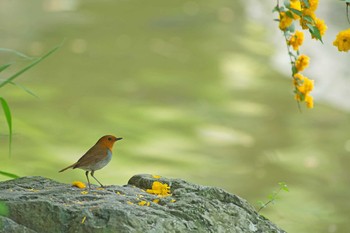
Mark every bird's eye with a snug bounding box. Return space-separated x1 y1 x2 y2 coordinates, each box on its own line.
108 137 112 141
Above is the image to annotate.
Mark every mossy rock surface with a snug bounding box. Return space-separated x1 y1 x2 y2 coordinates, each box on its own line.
0 175 285 233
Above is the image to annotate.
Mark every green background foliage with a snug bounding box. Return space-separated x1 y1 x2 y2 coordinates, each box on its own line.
1 1 349 232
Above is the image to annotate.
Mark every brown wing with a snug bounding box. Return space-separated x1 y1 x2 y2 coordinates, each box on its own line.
74 146 108 169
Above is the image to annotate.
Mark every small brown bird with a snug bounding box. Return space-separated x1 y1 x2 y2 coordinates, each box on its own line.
59 135 123 189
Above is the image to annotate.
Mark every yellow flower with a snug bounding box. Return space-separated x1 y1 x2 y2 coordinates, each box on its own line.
293 73 306 89
307 0 319 12
294 73 305 81
333 28 350 52
305 95 314 108
80 191 89 195
297 77 314 94
152 175 161 179
72 181 87 189
288 31 304 51
295 54 310 72
126 201 134 205
293 73 315 108
313 18 327 38
279 11 293 31
290 0 301 19
294 73 314 94
146 181 171 197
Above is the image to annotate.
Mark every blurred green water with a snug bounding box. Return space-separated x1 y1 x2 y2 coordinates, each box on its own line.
1 0 350 232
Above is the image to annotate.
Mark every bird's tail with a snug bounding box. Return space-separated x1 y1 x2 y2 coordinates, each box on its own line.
58 163 76 173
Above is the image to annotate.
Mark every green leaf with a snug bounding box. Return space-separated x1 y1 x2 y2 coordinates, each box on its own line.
0 202 9 216
285 11 294 19
9 82 39 98
307 23 323 43
0 43 62 88
286 23 295 33
272 6 279 13
0 97 12 155
302 0 310 8
0 170 19 179
267 193 275 200
0 48 34 60
288 8 303 17
257 201 265 207
303 15 314 24
0 64 11 73
278 182 289 192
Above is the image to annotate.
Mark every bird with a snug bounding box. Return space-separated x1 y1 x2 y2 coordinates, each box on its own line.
59 135 123 189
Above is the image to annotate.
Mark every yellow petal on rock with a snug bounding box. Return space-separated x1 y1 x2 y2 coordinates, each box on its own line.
72 181 86 189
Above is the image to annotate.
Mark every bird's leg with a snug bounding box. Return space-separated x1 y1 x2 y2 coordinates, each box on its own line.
85 171 91 190
91 171 104 188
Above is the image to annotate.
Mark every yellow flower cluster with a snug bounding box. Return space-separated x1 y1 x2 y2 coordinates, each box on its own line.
333 28 350 52
275 0 323 109
314 18 327 38
279 11 293 30
295 54 309 72
298 0 327 39
146 181 171 197
294 73 314 108
280 0 327 39
288 30 304 51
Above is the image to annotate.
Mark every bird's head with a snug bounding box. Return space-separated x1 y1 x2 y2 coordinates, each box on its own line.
97 135 123 150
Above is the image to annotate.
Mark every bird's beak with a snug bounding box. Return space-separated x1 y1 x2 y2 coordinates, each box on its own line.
116 137 123 141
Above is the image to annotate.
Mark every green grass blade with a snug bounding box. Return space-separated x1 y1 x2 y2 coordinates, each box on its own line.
0 170 19 179
0 44 62 88
0 97 12 155
0 64 12 73
9 82 39 98
0 48 34 60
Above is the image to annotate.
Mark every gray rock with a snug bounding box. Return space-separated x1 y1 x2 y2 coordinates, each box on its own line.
0 175 286 233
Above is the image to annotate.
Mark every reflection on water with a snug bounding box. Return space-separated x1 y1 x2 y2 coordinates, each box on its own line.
1 1 350 232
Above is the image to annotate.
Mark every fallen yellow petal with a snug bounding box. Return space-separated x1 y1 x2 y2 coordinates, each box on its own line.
72 181 86 189
152 199 160 204
138 200 149 206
